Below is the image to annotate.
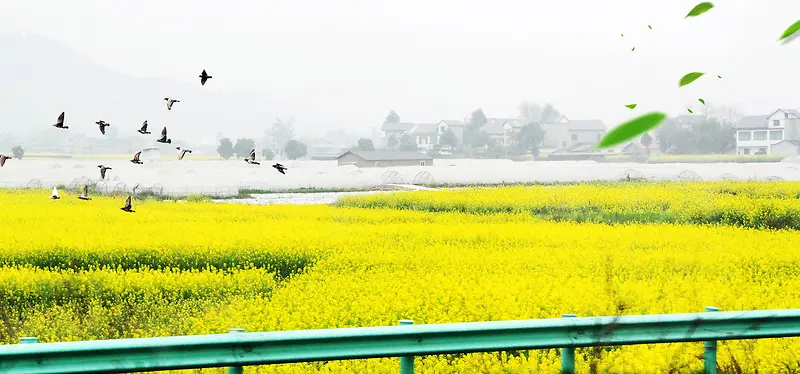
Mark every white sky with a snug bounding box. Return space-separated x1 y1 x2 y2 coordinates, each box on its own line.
3 0 800 133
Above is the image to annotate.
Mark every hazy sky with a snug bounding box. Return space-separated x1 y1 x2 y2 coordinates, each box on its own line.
3 0 800 131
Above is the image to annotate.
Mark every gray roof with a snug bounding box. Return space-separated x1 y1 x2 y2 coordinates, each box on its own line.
338 150 432 161
567 120 607 131
408 123 438 135
768 108 800 119
381 122 415 131
439 120 464 127
734 115 769 129
481 119 507 135
672 114 706 124
544 114 567 123
775 140 800 146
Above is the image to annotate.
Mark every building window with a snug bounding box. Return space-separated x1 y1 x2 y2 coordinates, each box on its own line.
774 120 781 126
738 132 751 141
753 131 767 141
743 148 751 155
420 161 425 166
770 130 783 141
571 134 578 141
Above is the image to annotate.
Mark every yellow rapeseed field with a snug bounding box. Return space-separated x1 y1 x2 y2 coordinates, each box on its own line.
1 185 799 373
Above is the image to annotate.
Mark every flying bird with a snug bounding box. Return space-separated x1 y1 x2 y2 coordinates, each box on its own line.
130 151 144 164
50 187 60 200
120 195 135 213
157 127 172 144
272 163 287 174
78 185 92 201
98 165 112 180
0 155 10 167
199 70 212 86
53 112 68 129
245 149 260 165
96 120 111 135
164 98 180 110
177 147 192 160
138 120 151 134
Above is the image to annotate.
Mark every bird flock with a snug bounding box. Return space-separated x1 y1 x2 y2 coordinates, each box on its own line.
3 69 288 212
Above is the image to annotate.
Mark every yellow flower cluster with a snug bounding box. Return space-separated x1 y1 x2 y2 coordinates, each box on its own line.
338 181 800 229
1 187 799 373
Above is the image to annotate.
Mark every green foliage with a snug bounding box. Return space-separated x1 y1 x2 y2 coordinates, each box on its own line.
678 72 705 87
284 139 308 160
685 2 714 18
233 138 256 159
357 138 375 151
261 148 275 160
656 117 734 154
216 138 234 160
398 134 418 152
596 112 667 149
779 20 800 44
11 145 24 159
384 110 400 124
439 129 459 150
516 123 546 156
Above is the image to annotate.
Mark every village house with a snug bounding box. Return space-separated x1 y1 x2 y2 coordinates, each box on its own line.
380 122 414 148
734 109 800 155
480 118 524 147
336 150 433 167
407 123 439 150
540 114 607 152
437 120 465 146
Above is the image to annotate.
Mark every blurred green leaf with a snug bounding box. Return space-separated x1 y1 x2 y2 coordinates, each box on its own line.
688 109 694 113
685 2 714 18
596 112 667 149
625 104 637 109
631 47 636 51
779 20 800 44
698 98 706 105
679 72 705 87
648 25 652 29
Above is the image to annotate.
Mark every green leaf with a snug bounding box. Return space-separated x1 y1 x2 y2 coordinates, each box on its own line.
648 25 652 29
698 98 705 105
679 72 705 87
685 2 714 18
596 112 667 149
621 33 624 37
625 104 637 109
717 75 722 78
631 47 636 51
778 20 800 44
688 109 694 113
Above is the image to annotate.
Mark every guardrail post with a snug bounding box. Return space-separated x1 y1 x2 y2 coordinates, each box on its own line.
704 307 719 374
19 337 38 344
228 328 245 374
561 314 576 374
399 320 415 374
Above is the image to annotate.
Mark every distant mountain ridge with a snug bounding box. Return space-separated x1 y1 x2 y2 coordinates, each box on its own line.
0 32 338 145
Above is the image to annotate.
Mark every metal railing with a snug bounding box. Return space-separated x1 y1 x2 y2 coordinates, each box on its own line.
1 307 798 374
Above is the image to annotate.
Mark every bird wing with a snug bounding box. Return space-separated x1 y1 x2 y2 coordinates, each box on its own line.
179 150 185 160
0 157 5 167
57 112 65 124
249 149 256 161
100 169 106 179
133 151 141 161
100 127 106 135
52 187 58 197
141 121 148 131
202 70 207 76
124 196 132 208
83 185 88 196
161 127 168 137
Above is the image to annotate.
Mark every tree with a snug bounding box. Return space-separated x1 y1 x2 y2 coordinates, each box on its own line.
385 110 400 124
540 103 560 123
387 134 398 150
271 118 295 150
11 145 24 159
518 101 543 125
284 139 308 160
357 138 375 151
233 138 256 159
216 138 234 159
656 117 734 154
515 123 546 156
398 134 418 151
439 129 459 150
262 148 275 160
464 108 488 148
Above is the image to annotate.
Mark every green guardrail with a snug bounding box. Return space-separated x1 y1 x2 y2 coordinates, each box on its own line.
1 307 799 374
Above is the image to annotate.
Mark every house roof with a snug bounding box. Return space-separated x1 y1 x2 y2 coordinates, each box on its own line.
480 119 507 135
439 120 464 127
734 115 769 129
338 150 433 161
568 120 607 131
408 123 438 135
672 114 706 124
768 108 800 119
774 140 800 146
381 122 415 131
544 114 568 123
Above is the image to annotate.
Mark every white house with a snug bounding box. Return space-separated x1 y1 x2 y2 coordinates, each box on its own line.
408 123 439 149
734 109 800 155
437 120 465 147
541 114 607 151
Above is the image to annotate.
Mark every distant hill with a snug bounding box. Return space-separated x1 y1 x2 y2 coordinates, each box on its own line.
0 32 338 145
